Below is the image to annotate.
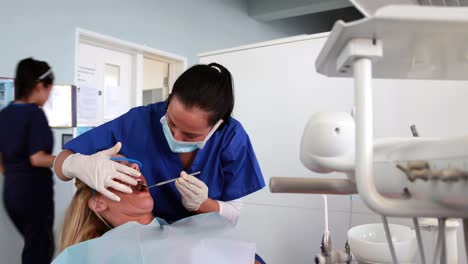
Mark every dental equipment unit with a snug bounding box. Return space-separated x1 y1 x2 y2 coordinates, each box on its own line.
270 1 468 263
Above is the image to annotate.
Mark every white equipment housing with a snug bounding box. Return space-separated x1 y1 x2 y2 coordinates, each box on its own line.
270 1 468 263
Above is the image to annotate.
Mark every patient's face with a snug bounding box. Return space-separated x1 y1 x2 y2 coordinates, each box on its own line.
101 160 154 217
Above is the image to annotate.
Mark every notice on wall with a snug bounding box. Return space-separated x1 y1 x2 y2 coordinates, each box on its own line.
76 65 99 125
103 85 127 119
0 79 14 110
43 85 76 127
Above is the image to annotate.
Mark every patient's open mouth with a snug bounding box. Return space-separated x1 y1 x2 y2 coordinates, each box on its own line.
116 178 149 193
134 181 148 192
130 178 150 193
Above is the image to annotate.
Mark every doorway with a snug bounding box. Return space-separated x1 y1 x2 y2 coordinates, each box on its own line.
143 57 169 106
74 28 187 127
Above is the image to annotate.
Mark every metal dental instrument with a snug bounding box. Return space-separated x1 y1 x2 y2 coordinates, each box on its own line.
143 171 201 189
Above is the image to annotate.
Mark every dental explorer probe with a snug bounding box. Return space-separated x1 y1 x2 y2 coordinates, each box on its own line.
142 171 201 189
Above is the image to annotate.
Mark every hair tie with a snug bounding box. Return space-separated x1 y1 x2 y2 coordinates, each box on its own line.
38 68 52 80
210 65 221 73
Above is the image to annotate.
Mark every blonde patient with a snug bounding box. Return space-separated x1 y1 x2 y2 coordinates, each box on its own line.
60 158 152 251
58 158 261 264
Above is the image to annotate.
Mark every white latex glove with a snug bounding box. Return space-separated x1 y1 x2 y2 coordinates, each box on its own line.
175 171 208 211
62 142 141 201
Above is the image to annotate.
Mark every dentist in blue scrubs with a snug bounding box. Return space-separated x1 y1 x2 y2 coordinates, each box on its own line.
54 63 265 224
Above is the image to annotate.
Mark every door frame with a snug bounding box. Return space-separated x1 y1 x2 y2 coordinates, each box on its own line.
74 28 187 109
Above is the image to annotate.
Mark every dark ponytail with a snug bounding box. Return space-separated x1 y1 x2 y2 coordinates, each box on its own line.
168 62 234 126
15 58 54 100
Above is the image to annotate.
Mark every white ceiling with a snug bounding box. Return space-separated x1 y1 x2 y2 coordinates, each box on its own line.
247 0 354 21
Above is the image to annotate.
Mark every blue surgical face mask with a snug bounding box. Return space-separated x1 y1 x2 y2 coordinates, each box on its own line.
160 115 223 153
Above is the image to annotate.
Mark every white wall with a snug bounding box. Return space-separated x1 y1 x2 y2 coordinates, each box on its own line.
0 0 346 83
200 34 468 264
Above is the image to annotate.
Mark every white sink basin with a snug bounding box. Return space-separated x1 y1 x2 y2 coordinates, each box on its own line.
348 223 417 264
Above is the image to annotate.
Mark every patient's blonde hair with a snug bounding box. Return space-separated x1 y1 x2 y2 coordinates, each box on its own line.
59 179 111 252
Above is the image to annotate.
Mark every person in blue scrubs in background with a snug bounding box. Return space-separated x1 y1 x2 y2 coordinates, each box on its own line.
0 58 56 264
54 63 265 224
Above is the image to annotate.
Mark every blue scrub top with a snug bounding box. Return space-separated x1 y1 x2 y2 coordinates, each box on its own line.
0 103 54 202
65 102 265 222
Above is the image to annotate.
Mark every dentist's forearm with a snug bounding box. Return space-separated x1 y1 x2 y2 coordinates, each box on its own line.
196 198 220 213
196 198 243 225
218 199 243 225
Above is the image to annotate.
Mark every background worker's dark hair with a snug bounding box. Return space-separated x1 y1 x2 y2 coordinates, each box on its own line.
168 62 234 126
15 57 54 100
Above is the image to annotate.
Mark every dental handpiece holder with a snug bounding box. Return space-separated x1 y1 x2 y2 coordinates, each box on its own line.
314 235 352 264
